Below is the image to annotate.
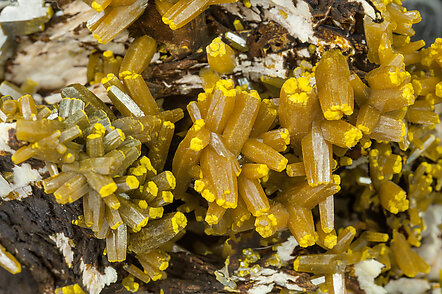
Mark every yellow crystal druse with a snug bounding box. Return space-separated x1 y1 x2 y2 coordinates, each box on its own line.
173 79 290 237
5 0 442 292
8 76 185 284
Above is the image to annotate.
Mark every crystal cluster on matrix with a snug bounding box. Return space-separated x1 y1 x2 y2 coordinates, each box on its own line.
0 0 441 293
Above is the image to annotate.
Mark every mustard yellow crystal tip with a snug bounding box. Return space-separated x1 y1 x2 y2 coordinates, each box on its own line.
159 260 169 271
289 92 309 105
146 181 158 197
137 200 148 210
134 217 149 232
91 1 104 12
293 257 300 271
248 90 261 100
162 191 174 203
348 226 356 236
163 121 175 128
344 128 363 148
103 50 113 58
126 175 140 190
324 234 337 249
190 137 204 151
193 119 205 131
207 37 227 57
100 182 117 197
111 221 123 230
172 212 187 233
298 234 316 247
140 156 156 173
202 189 215 202
276 157 288 172
92 34 103 44
194 179 205 192
257 164 269 177
122 276 139 293
165 171 176 189
149 207 164 219
324 109 343 120
256 225 273 238
357 124 371 134
401 83 415 105
205 214 219 225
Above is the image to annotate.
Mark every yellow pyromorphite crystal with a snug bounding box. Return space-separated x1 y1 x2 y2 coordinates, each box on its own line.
146 181 158 197
299 234 316 248
164 171 176 190
194 179 206 193
241 163 268 179
161 0 238 30
256 164 269 177
126 175 140 190
122 275 139 293
344 128 363 148
391 230 430 277
238 174 270 216
149 207 164 219
233 19 244 30
281 77 312 105
55 284 86 294
379 181 409 214
137 200 148 210
171 212 187 233
287 205 317 248
161 191 174 203
315 50 354 120
202 189 216 202
88 0 149 45
321 120 362 148
100 182 118 197
255 214 278 238
9 0 441 289
323 234 337 249
159 260 169 271
205 214 219 225
190 137 204 151
242 138 288 172
428 38 442 67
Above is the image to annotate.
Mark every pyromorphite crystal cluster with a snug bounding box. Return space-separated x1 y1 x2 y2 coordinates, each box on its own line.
0 0 441 293
86 0 238 44
7 82 186 279
0 32 186 282
173 77 290 236
172 0 439 291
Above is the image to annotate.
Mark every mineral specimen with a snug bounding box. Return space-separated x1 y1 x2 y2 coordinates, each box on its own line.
0 0 441 293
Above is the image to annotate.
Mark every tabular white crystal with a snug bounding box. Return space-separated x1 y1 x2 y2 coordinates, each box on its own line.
354 259 387 294
80 259 117 294
385 278 431 294
50 233 75 268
